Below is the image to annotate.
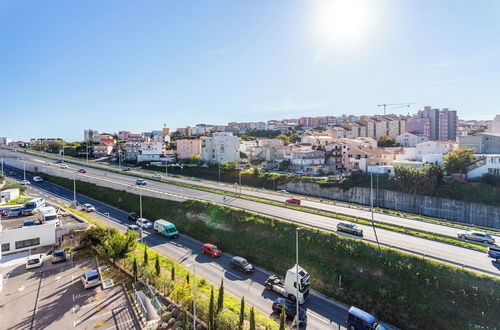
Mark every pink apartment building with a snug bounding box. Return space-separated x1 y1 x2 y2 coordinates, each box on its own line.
176 139 201 159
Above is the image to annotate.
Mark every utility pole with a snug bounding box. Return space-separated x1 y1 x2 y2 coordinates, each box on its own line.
1 152 3 176
370 172 381 252
23 157 26 181
139 186 143 243
295 227 302 328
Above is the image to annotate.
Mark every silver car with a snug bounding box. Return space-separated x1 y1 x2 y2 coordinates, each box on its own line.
81 270 101 289
337 222 363 236
82 203 95 212
457 230 495 244
136 218 152 229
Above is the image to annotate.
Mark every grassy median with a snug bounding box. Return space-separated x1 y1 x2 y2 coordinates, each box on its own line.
42 173 500 329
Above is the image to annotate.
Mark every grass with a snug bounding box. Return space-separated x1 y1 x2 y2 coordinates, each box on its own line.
49 174 500 330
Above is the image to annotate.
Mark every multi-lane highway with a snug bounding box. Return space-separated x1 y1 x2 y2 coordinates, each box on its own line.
3 149 500 276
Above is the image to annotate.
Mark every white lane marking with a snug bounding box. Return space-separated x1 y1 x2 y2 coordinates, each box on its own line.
74 306 127 326
223 270 242 280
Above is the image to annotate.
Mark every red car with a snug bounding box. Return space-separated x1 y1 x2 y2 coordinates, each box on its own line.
201 243 222 257
78 168 87 173
286 198 301 205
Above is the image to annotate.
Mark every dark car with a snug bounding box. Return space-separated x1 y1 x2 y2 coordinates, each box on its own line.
128 212 140 221
488 245 500 263
201 243 222 257
8 207 24 217
23 219 35 227
52 249 68 263
272 298 307 327
122 167 131 171
7 171 16 176
337 222 363 236
56 159 63 163
230 256 254 273
0 208 9 216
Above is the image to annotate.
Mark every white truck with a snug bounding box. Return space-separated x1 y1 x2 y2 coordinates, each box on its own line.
264 265 310 304
38 206 60 226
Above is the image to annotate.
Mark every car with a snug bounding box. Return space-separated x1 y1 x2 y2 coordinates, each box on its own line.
26 254 43 270
230 256 254 273
23 219 36 227
56 159 63 163
80 269 102 289
136 179 147 185
285 198 301 205
82 203 96 212
152 174 162 179
78 168 87 173
52 249 68 263
272 298 307 327
278 190 290 194
201 243 222 258
44 161 51 165
337 222 363 236
347 306 386 330
128 212 140 221
0 208 9 216
60 164 68 169
487 245 500 262
457 230 495 244
136 218 152 229
122 167 131 171
127 224 141 233
7 207 24 217
33 176 43 182
7 171 16 176
20 179 30 185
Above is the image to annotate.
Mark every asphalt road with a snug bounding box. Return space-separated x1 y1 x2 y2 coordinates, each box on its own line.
3 151 499 276
3 165 348 329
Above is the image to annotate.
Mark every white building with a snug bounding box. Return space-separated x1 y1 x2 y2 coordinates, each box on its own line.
415 140 457 161
83 129 99 141
1 223 56 256
0 188 20 204
489 115 500 134
137 141 167 162
201 132 240 163
239 140 258 155
0 137 12 145
396 132 428 147
466 154 500 178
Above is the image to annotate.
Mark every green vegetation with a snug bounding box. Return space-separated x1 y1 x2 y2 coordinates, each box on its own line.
53 176 499 329
394 164 444 195
444 147 476 174
377 135 398 147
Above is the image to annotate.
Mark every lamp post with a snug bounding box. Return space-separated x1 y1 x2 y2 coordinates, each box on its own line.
295 227 302 328
1 151 3 176
139 185 143 243
165 160 168 176
186 263 197 330
104 212 110 235
370 172 381 251
23 157 26 181
73 172 77 204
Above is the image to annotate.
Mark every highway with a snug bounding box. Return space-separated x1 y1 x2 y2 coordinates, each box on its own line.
3 150 500 276
2 165 348 329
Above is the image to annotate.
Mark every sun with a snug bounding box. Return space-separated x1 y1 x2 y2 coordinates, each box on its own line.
314 0 378 51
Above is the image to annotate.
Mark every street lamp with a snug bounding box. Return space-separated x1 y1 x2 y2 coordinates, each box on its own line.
22 157 26 181
1 151 3 176
186 263 197 330
139 185 143 243
73 172 77 205
295 227 302 328
370 171 381 252
104 212 110 235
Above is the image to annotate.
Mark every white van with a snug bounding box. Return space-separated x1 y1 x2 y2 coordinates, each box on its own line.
38 206 60 226
26 254 43 269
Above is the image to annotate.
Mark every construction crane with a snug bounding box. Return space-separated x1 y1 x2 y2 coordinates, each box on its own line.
377 103 414 115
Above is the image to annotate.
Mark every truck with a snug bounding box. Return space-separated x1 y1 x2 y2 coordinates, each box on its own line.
153 219 179 238
264 265 310 304
21 197 46 216
38 206 60 226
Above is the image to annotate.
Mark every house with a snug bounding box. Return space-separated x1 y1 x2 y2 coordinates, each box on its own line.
414 140 457 163
0 188 20 204
122 142 141 161
239 140 258 156
93 144 113 157
396 132 428 147
137 142 167 162
459 133 500 154
466 154 500 179
94 134 114 144
176 127 193 136
201 132 240 163
344 147 394 173
176 139 201 159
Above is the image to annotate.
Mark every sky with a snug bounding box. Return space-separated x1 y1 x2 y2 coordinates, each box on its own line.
1 0 499 141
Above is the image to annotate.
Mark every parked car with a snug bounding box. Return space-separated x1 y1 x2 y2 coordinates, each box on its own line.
136 218 152 229
0 208 9 216
347 306 386 330
52 249 68 263
33 176 43 182
457 230 495 244
78 168 87 173
230 256 254 273
337 222 363 236
7 207 24 217
26 254 43 270
80 269 102 289
126 224 141 233
23 219 36 227
136 179 147 185
272 298 307 327
487 245 500 262
21 179 30 185
201 243 222 257
152 174 162 179
7 171 16 176
128 212 140 221
82 204 95 212
60 164 68 169
285 198 301 205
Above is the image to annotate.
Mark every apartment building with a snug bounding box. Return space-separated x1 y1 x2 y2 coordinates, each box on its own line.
344 147 394 173
407 106 458 141
396 132 428 147
459 133 500 154
122 142 142 161
201 132 240 163
83 129 99 141
137 141 167 162
414 140 457 163
176 139 201 159
466 154 500 178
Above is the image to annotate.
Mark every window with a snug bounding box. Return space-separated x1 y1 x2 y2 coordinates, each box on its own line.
1 243 10 252
15 238 40 249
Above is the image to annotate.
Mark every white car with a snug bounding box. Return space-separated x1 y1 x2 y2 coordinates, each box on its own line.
82 203 95 212
20 180 30 185
33 176 43 182
136 218 152 229
81 269 101 289
44 161 51 165
278 190 289 194
60 164 68 169
26 254 43 269
152 174 162 179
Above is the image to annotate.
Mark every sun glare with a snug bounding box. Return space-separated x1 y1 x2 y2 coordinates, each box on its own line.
315 0 378 51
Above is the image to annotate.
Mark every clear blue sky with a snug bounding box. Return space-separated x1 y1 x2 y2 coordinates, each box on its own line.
1 0 499 141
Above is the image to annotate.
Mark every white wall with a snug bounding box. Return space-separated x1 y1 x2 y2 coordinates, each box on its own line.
1 223 56 255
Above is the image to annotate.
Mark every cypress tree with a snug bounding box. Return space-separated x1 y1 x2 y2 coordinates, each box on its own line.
249 306 255 330
171 265 175 281
155 253 161 277
143 246 148 266
239 296 245 329
217 278 224 313
209 286 215 329
132 258 138 282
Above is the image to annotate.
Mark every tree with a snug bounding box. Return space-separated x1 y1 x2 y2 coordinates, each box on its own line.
102 231 137 262
133 258 138 282
155 253 161 277
443 147 475 174
209 286 215 329
394 164 444 195
143 246 148 266
217 278 224 313
377 135 398 147
239 296 245 330
277 134 291 145
183 310 189 330
171 266 175 281
249 307 255 330
186 273 190 284
279 304 286 330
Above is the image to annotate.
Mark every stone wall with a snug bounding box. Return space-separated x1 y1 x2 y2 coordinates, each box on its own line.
282 182 500 229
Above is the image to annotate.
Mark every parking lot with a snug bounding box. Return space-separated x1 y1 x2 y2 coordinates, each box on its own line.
0 258 140 330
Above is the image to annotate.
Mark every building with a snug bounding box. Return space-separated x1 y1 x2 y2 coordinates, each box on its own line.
176 139 201 159
459 133 500 154
396 132 428 147
128 133 147 143
137 142 167 162
0 188 20 204
0 137 12 145
201 132 240 163
93 144 114 157
84 129 99 141
122 142 142 161
407 106 458 141
344 147 395 173
239 140 258 155
118 131 131 140
489 115 500 134
466 154 500 178
176 127 193 136
414 140 457 163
